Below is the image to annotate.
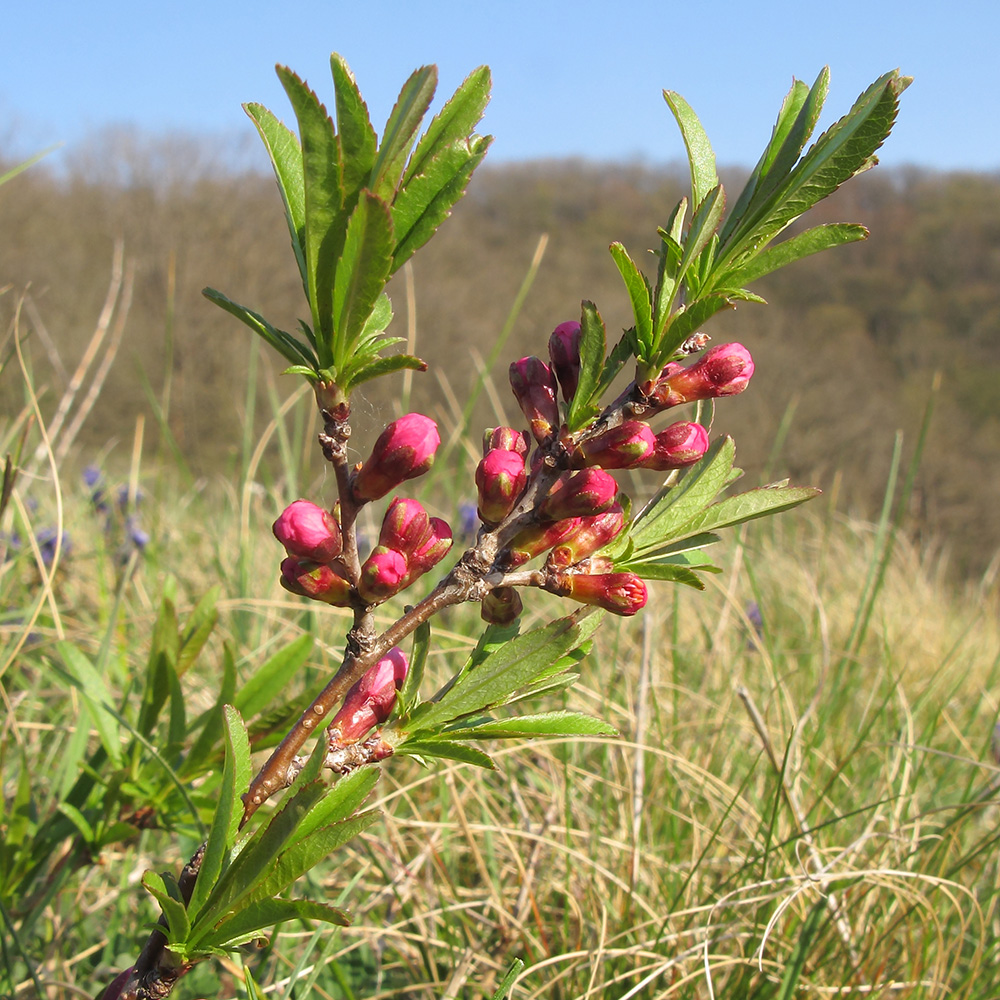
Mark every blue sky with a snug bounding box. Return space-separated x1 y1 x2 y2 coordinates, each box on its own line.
2 0 997 173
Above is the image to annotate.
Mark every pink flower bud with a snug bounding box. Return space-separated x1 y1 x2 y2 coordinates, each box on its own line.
273 499 342 563
509 356 560 444
649 343 754 408
538 468 618 521
578 420 656 469
379 497 431 552
481 586 523 624
358 546 409 603
331 647 408 743
548 320 582 402
502 517 581 568
548 503 626 568
353 413 440 502
483 426 530 457
280 557 353 606
476 448 528 526
402 517 453 585
640 421 710 471
560 572 647 616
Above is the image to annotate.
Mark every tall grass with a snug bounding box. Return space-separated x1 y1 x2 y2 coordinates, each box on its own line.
2 267 1000 999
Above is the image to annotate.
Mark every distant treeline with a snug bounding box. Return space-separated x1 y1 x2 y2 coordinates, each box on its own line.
2 135 999 575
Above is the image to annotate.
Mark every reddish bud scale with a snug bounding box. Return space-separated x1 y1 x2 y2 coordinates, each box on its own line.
649 343 754 408
401 517 453 586
379 497 431 552
640 421 710 471
280 557 353 606
503 516 581 568
509 356 560 444
273 499 342 563
561 571 648 616
538 468 618 521
481 586 523 624
548 320 582 402
358 546 409 603
578 420 656 469
548 503 625 568
476 448 528 525
331 647 408 743
353 413 440 502
483 426 530 457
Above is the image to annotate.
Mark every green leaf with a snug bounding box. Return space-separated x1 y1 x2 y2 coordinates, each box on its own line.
142 870 191 945
176 586 219 678
330 54 377 202
234 634 313 720
370 65 437 200
590 333 633 405
439 711 617 740
202 289 318 369
200 898 349 951
243 102 307 293
188 706 250 920
615 560 708 588
289 766 380 846
655 295 735 366
396 739 497 770
413 611 603 730
340 352 427 391
664 90 718 210
676 183 725 286
332 192 395 375
566 300 607 431
724 223 868 286
56 642 123 767
491 960 525 1000
277 66 345 356
399 620 430 716
672 484 821 538
609 243 653 358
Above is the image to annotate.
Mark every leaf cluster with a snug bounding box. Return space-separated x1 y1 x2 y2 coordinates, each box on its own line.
203 54 492 398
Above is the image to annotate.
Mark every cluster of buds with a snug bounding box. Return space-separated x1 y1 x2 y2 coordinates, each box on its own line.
274 499 353 606
475 427 529 526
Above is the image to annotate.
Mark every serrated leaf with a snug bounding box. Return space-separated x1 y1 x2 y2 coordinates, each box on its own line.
567 300 607 431
276 67 345 356
676 183 725 284
370 65 437 200
234 634 313 721
142 870 191 945
438 711 616 740
590 333 633 405
664 90 718 210
244 102 308 294
723 223 868 286
396 739 497 770
202 288 318 369
413 611 603 730
199 898 349 952
609 242 653 359
341 352 427 392
618 560 708 588
289 767 380 846
332 192 395 374
330 53 377 202
399 620 430 716
675 484 821 537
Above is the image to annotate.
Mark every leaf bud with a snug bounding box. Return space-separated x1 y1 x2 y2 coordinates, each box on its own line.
280 557 353 606
548 320 582 402
538 468 618 521
330 647 408 743
273 499 342 563
481 586 523 624
352 413 440 502
476 448 528 526
509 356 560 444
640 421 710 471
577 420 656 469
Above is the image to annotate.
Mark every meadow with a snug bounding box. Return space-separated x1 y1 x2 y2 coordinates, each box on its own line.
3 304 999 997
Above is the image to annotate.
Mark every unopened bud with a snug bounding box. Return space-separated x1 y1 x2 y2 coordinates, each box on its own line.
476 449 528 525
559 571 647 616
648 343 754 408
578 420 655 469
358 546 409 603
548 320 582 402
548 503 625 568
379 497 431 552
509 356 560 444
273 499 342 563
538 468 618 521
402 517 453 586
280 557 353 606
640 421 710 470
481 586 523 624
483 426 530 457
353 413 440 502
331 647 408 743
502 517 581 568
